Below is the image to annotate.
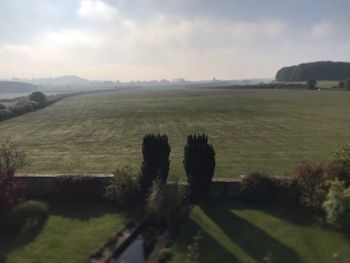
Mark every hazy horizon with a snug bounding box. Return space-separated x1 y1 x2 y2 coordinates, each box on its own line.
1 0 349 81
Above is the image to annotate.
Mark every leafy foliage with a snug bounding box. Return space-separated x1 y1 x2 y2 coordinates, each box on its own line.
0 139 26 174
323 180 348 227
2 200 49 232
0 169 26 216
184 134 215 201
29 91 46 105
240 172 282 203
276 61 350 82
105 166 140 205
139 134 171 195
307 79 317 90
145 180 184 225
0 140 26 215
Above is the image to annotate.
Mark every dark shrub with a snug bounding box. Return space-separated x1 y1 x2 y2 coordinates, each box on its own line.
105 166 140 205
184 134 215 201
307 78 317 90
29 91 46 105
139 134 171 195
240 172 282 203
0 104 6 110
2 200 49 232
56 176 105 201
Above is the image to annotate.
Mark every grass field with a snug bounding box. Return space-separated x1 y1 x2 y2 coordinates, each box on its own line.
0 201 138 263
171 202 350 263
0 87 350 178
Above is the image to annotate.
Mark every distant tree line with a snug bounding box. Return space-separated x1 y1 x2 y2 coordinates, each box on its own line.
0 91 51 121
276 61 350 82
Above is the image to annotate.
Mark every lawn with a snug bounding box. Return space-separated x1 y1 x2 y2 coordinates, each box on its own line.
1 88 350 178
171 201 350 263
0 201 138 263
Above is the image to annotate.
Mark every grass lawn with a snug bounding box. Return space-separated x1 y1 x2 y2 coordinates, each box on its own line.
1 88 350 178
0 201 139 263
171 201 350 263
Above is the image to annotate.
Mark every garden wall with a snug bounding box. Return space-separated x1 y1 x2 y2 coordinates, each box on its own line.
16 175 242 199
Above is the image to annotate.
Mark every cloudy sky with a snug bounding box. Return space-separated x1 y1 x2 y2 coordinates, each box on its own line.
0 0 349 81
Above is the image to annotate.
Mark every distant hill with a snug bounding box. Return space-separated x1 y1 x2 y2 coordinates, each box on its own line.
276 61 350 82
0 81 38 93
23 75 91 86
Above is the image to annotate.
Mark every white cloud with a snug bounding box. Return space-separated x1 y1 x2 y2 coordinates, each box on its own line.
77 0 118 21
310 21 333 38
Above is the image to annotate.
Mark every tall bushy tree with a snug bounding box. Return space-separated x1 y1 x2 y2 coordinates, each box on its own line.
184 134 215 201
307 78 317 90
139 134 171 195
29 91 46 105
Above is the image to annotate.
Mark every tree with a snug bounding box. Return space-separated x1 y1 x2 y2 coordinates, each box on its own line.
307 78 317 90
0 139 26 174
323 180 349 227
139 134 171 195
184 134 215 201
0 139 26 215
29 91 46 105
0 104 6 110
345 79 350 90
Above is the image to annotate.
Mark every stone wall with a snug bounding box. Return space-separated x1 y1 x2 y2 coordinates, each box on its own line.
16 175 242 199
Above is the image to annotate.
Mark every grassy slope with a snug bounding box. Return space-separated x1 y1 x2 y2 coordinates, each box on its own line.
1 88 350 177
0 202 138 263
171 202 350 263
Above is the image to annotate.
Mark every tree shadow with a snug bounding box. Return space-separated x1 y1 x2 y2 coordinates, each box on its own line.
173 217 240 263
0 218 47 263
208 198 316 226
46 199 141 221
200 202 302 263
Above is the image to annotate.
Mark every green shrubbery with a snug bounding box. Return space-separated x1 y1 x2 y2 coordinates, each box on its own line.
145 180 184 225
323 180 349 227
105 166 140 205
184 134 215 201
240 172 283 203
2 200 49 232
286 145 350 211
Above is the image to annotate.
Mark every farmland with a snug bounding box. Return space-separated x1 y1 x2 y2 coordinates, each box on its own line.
0 87 350 178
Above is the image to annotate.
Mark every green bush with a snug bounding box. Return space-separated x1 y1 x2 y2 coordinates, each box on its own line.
2 200 49 232
184 134 215 201
139 134 171 195
105 166 140 205
323 180 348 227
240 172 282 203
28 91 46 105
145 180 184 225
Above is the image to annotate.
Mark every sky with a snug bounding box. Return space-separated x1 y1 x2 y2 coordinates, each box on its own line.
0 0 349 81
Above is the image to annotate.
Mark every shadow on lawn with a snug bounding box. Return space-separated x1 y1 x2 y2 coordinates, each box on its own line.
174 217 240 263
47 199 140 221
200 202 302 263
0 219 47 263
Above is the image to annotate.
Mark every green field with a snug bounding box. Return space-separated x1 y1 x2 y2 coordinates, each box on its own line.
0 201 138 263
171 202 350 263
0 88 350 178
